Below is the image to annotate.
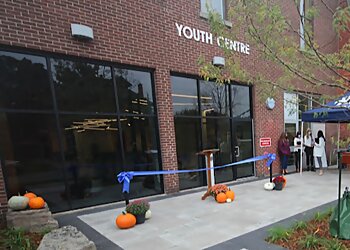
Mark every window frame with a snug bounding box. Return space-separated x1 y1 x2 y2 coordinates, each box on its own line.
199 0 232 28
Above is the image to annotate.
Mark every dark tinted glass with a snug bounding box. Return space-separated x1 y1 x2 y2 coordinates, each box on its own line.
200 81 229 117
171 76 198 116
115 69 154 115
51 59 115 113
0 51 52 110
231 85 251 118
0 113 69 212
174 117 204 190
203 118 233 183
120 116 162 195
59 115 123 209
234 121 254 178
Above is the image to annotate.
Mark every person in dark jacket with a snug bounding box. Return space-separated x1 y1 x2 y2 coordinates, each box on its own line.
278 132 291 175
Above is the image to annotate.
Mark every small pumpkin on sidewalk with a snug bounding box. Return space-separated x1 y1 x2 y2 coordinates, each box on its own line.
216 192 227 203
226 189 235 201
116 211 136 229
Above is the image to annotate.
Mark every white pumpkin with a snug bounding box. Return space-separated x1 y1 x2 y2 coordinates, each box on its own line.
145 209 152 219
226 198 232 203
8 196 29 210
264 182 275 191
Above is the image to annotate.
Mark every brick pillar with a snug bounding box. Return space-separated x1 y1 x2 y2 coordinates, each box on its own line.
154 67 179 193
253 86 284 177
0 161 8 228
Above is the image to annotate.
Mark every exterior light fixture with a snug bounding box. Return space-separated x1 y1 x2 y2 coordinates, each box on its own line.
266 97 276 110
212 56 225 67
71 24 94 41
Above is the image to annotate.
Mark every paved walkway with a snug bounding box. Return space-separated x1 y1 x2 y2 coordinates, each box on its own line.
65 169 350 250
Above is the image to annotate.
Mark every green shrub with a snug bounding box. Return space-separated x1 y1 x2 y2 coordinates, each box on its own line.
313 211 330 222
292 220 308 231
1 228 36 250
267 226 291 243
298 234 322 249
325 239 346 250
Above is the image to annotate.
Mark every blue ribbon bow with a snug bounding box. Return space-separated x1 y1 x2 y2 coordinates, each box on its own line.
117 172 134 193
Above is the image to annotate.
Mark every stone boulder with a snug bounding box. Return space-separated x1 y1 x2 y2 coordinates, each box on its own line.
6 205 59 232
38 225 96 250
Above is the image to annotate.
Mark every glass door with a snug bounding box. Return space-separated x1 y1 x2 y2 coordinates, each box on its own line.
232 121 254 178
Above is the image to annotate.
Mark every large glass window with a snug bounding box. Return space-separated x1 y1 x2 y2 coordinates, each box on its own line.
59 115 123 209
0 49 161 212
172 75 253 189
171 76 198 116
51 59 116 113
0 113 69 211
115 69 154 115
120 116 161 195
0 51 52 110
200 80 229 117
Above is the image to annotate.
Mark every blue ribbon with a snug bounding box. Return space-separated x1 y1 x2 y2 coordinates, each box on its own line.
117 153 276 193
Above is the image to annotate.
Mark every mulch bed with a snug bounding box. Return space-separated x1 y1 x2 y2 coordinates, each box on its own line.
270 214 350 250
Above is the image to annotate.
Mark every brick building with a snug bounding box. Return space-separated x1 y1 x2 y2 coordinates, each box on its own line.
0 0 342 220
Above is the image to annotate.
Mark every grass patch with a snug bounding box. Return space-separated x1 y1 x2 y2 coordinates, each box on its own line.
292 220 308 231
298 234 322 249
0 228 47 250
267 226 291 243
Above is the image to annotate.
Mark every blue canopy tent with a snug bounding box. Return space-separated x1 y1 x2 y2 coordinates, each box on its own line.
302 92 350 238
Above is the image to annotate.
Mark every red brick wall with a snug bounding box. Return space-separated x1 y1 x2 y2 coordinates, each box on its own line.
0 0 339 197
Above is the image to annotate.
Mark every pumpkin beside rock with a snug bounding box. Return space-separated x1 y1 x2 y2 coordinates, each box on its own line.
29 197 45 209
8 196 29 210
116 211 136 229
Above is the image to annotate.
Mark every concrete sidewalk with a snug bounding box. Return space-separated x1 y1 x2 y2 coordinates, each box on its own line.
62 169 350 250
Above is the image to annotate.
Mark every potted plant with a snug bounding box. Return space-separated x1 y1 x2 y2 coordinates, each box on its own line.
126 199 150 224
272 176 286 191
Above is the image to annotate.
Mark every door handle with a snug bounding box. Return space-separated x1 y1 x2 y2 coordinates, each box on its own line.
235 146 240 157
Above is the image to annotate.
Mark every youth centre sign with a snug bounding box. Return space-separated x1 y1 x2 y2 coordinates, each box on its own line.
175 22 250 55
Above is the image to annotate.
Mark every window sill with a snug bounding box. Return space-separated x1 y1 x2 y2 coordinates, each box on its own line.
199 12 233 28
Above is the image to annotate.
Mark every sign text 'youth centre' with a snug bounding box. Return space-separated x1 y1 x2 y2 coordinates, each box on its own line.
175 23 250 55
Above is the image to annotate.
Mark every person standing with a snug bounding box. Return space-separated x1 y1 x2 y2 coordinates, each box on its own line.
294 131 302 172
304 128 315 171
278 132 291 175
314 130 327 176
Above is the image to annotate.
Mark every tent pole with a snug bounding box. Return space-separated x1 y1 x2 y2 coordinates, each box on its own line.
300 122 304 175
337 122 341 238
337 122 340 164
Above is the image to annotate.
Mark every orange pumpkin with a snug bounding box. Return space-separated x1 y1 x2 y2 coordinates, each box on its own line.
216 193 227 203
24 192 37 200
116 211 136 229
29 197 45 209
226 190 235 201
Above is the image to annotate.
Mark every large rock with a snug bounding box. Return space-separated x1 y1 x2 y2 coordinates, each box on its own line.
6 205 59 232
38 226 96 250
